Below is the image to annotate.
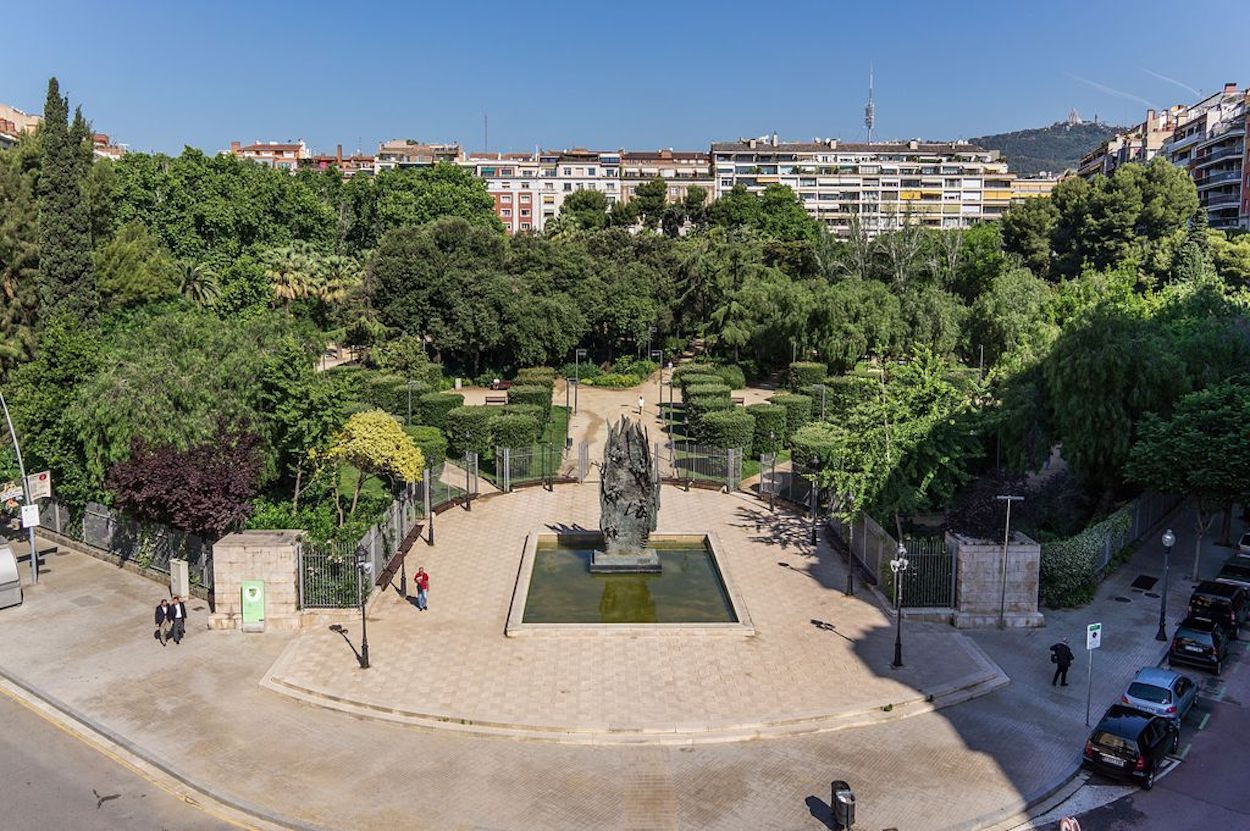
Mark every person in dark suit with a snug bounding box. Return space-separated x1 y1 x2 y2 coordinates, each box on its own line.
168 595 188 644
154 599 171 646
1050 638 1074 686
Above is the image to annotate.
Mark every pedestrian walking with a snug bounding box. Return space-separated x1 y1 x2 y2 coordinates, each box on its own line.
154 599 171 646
1050 638 1074 686
168 595 188 644
415 567 430 611
637 394 645 415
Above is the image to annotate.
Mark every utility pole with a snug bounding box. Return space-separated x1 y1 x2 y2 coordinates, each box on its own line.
996 495 1024 629
1 392 37 582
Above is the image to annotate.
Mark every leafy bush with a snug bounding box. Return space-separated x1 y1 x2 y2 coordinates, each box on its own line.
507 384 553 424
770 393 812 440
822 375 877 421
404 425 448 473
472 368 507 388
1039 505 1132 608
698 409 754 450
586 373 639 388
558 361 600 381
685 395 733 438
684 383 731 402
516 366 557 388
500 403 544 424
492 413 540 449
444 406 495 457
678 372 722 393
746 403 787 455
416 392 464 428
672 363 716 384
789 422 844 469
789 361 828 391
612 357 658 377
711 364 746 390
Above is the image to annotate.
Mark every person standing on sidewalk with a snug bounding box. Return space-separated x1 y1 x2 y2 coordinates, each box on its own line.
1050 638 1074 686
154 599 171 646
415 568 430 611
637 394 645 416
168 595 188 644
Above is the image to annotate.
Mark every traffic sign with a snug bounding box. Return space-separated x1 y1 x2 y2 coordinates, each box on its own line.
1086 622 1102 650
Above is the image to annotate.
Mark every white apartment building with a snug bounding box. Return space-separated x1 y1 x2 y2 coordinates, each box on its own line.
1078 106 1189 180
458 148 624 233
711 135 1015 236
1162 83 1247 231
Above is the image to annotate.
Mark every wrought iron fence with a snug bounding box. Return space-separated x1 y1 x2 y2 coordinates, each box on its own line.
877 535 956 608
38 499 214 588
663 441 741 490
495 445 567 491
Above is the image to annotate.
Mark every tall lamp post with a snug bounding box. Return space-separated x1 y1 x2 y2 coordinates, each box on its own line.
1156 528 1176 642
354 547 372 669
995 494 1024 630
464 431 473 512
890 545 909 668
0 391 37 582
768 431 776 512
650 349 663 428
809 454 819 545
573 348 587 414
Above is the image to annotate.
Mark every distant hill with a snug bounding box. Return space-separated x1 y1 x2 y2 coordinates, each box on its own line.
968 121 1125 177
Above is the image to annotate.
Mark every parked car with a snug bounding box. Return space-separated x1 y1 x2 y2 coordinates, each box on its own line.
1169 616 1230 675
1238 531 1250 556
1083 705 1178 789
1119 667 1198 726
1187 580 1247 638
1215 559 1250 591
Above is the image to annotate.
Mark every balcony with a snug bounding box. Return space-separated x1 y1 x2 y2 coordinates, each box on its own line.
1197 169 1243 187
1194 145 1244 167
1204 190 1242 209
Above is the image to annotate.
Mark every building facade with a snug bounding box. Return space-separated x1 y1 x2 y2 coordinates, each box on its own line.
374 139 462 171
619 149 713 206
228 140 310 171
1162 83 1247 231
0 103 42 149
301 144 375 177
1078 106 1189 179
711 135 1014 236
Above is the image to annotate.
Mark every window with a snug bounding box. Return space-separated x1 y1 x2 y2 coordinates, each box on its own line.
501 209 511 217
563 167 571 175
520 194 531 203
521 209 530 217
521 222 530 230
563 183 572 191
587 167 596 176
500 194 512 203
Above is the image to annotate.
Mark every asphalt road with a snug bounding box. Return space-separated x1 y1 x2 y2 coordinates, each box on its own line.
0 692 232 830
1043 637 1249 830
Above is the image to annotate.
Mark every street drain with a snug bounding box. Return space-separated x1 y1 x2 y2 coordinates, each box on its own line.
1131 575 1158 591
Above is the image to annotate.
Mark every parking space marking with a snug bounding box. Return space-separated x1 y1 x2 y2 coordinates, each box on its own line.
1197 712 1210 731
1175 742 1192 760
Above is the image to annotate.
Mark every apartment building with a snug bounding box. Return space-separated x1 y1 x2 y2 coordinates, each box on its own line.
0 103 42 149
228 140 310 171
711 135 1014 236
92 132 125 161
1078 106 1189 179
1162 83 1247 231
374 139 462 171
301 144 375 177
458 152 547 234
1010 177 1059 199
619 149 713 205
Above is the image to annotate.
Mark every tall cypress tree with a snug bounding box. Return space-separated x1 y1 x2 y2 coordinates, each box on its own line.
37 77 96 317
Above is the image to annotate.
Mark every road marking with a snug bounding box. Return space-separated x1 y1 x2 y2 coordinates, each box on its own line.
1175 742 1192 760
1197 712 1210 731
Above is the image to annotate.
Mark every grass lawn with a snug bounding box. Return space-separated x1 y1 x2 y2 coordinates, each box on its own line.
338 463 387 502
741 449 790 481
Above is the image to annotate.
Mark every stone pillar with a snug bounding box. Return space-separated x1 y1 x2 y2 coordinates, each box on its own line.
949 531 1045 629
209 530 303 631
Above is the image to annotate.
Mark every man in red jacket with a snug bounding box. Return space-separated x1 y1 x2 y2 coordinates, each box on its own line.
415 567 430 611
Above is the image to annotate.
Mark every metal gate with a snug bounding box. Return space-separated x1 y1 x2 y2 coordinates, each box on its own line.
576 439 590 482
883 535 956 608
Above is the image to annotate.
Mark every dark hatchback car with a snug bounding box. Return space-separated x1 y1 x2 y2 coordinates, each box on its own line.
1083 705 1178 789
1169 616 1231 674
1188 580 1247 638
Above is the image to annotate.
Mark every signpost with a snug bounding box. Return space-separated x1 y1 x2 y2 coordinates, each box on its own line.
1085 622 1102 726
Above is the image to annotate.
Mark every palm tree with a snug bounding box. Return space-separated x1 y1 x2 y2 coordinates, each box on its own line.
311 254 363 304
176 260 220 307
263 243 316 310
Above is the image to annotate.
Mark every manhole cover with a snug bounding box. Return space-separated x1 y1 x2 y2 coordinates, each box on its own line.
1114 596 1132 603
1131 575 1158 591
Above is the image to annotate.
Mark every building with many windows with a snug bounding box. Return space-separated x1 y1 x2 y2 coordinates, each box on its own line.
1078 106 1189 179
301 144 375 177
619 149 713 206
374 139 462 171
228 140 310 171
1162 83 1247 231
711 135 1015 235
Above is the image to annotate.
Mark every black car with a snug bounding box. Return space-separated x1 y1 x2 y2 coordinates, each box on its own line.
1215 559 1250 591
1083 704 1178 789
1187 580 1247 638
1169 616 1230 674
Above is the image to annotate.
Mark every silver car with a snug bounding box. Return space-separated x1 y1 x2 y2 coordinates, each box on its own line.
1120 667 1198 726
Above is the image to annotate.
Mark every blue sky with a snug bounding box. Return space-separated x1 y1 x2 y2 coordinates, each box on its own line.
5 1 1249 155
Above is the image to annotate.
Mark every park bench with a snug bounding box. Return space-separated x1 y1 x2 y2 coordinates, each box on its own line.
485 395 507 405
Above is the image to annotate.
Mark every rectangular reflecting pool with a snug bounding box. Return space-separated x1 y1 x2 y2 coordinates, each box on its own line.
522 539 737 624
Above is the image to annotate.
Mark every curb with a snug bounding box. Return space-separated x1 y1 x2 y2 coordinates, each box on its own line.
0 665 333 831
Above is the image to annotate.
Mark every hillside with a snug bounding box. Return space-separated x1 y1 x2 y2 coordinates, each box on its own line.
968 121 1125 177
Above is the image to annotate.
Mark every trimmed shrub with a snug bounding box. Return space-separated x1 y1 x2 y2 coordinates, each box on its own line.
613 357 658 378
558 360 600 381
404 425 448 474
672 363 716 384
711 364 746 390
1039 505 1132 608
416 392 464 429
746 403 787 455
491 413 540 449
516 366 557 388
684 383 731 402
789 361 828 392
684 395 733 439
444 406 495 457
507 384 552 424
698 408 754 450
823 374 877 421
500 403 544 424
677 372 722 393
789 422 844 469
770 393 812 441
586 373 639 388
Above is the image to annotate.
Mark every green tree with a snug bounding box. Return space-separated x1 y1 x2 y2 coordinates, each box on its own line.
94 222 179 308
37 78 96 316
1002 196 1058 279
176 260 221 307
0 140 40 370
969 267 1056 367
632 178 668 229
558 189 610 230
373 163 502 234
323 409 424 519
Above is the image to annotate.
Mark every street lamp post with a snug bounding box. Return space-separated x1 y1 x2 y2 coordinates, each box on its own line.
768 431 776 512
651 349 663 428
647 326 656 360
809 454 819 545
890 545 909 668
0 391 37 582
995 494 1024 630
464 431 472 512
355 547 371 669
574 348 587 414
1156 528 1176 642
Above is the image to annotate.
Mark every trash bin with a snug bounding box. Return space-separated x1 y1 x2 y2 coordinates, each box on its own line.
831 780 855 829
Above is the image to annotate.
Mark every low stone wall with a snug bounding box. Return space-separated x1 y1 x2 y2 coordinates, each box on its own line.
36 528 212 603
949 531 1044 629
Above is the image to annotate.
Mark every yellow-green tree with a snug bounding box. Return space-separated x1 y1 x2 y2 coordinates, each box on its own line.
324 410 424 520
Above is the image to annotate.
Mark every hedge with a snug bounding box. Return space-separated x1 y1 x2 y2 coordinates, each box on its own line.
822 374 877 420
677 372 723 393
444 406 495 457
1039 505 1133 608
500 403 544 424
507 385 552 423
770 393 812 441
711 364 746 390
404 425 448 474
491 413 540 449
698 408 754 450
585 373 639 388
515 366 557 388
746 403 787 455
789 422 844 469
684 395 733 439
684 383 731 402
671 363 716 384
416 392 464 429
789 361 828 392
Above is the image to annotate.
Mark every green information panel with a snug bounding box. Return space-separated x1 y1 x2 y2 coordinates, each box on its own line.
241 580 265 631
